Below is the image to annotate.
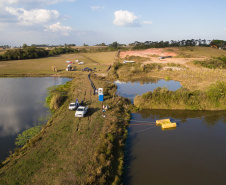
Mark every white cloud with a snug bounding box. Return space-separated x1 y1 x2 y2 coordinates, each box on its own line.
142 21 153 25
5 7 60 25
113 10 139 27
44 22 72 35
91 6 105 10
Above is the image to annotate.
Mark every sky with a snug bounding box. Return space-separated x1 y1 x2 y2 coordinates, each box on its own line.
0 0 226 46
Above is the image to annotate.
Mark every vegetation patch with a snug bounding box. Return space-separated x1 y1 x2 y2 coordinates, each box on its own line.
46 81 71 111
194 56 226 69
123 55 150 62
15 124 43 147
108 62 162 79
134 81 226 110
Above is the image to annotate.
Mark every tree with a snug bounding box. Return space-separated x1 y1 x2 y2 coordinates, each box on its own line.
22 43 28 49
111 42 118 48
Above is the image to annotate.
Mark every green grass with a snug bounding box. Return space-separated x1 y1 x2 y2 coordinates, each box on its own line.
193 56 226 69
80 51 118 64
0 52 114 77
175 47 226 58
0 74 130 184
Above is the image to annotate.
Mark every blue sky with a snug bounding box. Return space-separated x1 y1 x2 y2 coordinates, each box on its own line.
0 0 226 46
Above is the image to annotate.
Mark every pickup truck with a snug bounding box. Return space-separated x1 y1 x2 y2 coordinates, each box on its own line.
75 106 88 117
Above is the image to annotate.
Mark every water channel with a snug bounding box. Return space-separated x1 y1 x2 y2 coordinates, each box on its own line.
115 79 226 185
0 77 71 162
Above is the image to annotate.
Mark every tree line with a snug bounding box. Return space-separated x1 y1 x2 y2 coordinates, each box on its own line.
131 39 226 50
0 45 79 61
0 42 126 61
1 39 226 61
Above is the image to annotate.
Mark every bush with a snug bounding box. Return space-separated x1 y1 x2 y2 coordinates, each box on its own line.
50 93 65 110
194 57 226 69
207 81 225 103
135 82 226 110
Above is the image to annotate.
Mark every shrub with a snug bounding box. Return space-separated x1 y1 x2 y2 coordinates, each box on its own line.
194 57 226 69
50 93 65 110
207 81 225 103
136 82 226 110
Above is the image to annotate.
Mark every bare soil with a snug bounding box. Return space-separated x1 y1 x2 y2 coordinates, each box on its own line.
120 48 177 58
120 48 205 66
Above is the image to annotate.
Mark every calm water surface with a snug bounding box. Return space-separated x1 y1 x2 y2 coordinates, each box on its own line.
124 110 226 185
115 79 181 103
0 77 71 162
114 80 226 185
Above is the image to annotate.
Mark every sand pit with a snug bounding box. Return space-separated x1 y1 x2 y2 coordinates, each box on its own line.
120 48 177 58
120 48 205 66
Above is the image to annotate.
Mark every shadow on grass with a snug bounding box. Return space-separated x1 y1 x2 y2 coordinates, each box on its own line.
56 69 64 72
86 107 100 117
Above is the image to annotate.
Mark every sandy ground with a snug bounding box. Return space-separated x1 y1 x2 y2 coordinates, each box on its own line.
120 48 177 58
120 48 205 66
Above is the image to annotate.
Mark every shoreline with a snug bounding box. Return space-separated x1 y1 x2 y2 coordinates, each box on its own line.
0 74 131 184
0 47 225 184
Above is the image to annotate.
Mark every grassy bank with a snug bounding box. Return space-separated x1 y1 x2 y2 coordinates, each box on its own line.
0 73 131 184
108 61 226 91
134 81 226 110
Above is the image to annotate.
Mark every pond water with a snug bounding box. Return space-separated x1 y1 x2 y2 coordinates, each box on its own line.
0 77 71 162
114 79 226 185
115 79 181 103
124 110 226 185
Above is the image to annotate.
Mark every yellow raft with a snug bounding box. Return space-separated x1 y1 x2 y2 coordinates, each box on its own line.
156 119 177 129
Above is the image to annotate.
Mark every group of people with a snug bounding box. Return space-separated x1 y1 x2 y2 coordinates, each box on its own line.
102 104 109 117
76 99 83 107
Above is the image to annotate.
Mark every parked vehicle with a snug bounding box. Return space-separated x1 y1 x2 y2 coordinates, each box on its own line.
68 102 79 110
123 60 135 63
75 106 88 117
82 67 93 72
158 56 165 59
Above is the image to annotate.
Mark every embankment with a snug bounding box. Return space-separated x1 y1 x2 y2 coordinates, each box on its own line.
0 73 131 184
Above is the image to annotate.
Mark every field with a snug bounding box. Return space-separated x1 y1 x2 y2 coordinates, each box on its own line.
0 52 117 76
116 47 226 90
0 46 225 184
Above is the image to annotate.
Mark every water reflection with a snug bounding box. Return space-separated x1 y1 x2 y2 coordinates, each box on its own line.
0 77 71 161
138 109 226 126
115 78 181 103
124 110 226 185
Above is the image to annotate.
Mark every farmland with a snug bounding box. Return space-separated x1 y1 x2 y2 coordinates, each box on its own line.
0 46 225 184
